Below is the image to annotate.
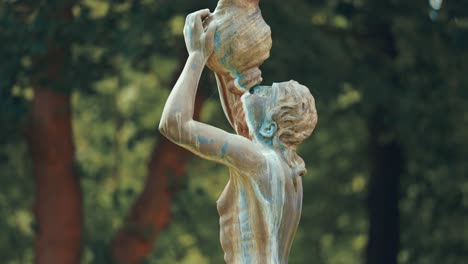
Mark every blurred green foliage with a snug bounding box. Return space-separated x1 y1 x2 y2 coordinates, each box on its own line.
1 0 468 263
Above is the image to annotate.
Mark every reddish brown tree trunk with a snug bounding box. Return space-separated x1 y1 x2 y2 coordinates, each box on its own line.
27 3 82 262
112 94 205 264
28 87 82 264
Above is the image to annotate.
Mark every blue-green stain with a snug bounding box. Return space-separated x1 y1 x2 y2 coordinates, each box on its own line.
232 71 247 90
214 29 221 51
213 27 248 91
197 135 215 144
221 142 229 157
191 61 199 70
188 27 193 45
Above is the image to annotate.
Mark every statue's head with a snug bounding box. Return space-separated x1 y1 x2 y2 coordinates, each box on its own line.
232 80 317 174
234 80 317 147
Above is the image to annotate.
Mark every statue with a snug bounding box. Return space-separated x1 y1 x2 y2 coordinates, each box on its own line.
159 1 318 262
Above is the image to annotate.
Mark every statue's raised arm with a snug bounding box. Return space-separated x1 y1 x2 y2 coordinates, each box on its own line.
159 9 263 172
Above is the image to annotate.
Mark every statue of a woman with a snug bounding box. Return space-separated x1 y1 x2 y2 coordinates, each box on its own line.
159 9 317 264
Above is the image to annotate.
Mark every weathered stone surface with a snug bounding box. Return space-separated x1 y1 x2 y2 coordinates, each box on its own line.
206 0 272 128
159 3 317 263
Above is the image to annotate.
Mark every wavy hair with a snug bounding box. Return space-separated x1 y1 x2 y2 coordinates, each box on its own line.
232 80 318 176
269 81 317 176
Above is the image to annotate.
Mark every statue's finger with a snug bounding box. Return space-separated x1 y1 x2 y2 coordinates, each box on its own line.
189 9 210 27
191 9 211 20
205 22 216 39
185 13 193 25
194 14 203 33
190 9 210 34
200 10 211 21
202 14 214 31
184 13 193 34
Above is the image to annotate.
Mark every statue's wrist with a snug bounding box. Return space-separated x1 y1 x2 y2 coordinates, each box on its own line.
189 51 207 65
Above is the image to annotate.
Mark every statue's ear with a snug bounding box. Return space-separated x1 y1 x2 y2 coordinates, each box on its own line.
260 121 277 138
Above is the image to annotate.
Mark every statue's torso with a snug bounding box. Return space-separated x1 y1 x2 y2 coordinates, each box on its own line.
216 150 303 264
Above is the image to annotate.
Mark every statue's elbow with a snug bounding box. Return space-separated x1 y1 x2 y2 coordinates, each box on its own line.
158 119 167 136
158 116 188 143
158 117 173 139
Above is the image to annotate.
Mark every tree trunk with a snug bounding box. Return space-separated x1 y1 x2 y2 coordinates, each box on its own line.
112 94 205 264
27 3 82 262
28 87 82 264
365 111 403 264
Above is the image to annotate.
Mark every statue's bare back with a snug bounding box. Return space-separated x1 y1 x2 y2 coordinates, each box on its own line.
217 149 303 263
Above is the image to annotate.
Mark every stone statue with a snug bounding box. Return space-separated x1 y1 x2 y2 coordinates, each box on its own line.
159 1 317 262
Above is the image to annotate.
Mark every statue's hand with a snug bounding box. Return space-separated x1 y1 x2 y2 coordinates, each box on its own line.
183 9 216 63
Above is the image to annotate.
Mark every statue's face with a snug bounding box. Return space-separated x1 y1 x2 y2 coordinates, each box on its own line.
241 84 278 139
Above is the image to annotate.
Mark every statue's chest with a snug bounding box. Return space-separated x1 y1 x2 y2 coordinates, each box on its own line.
216 178 237 216
216 171 262 212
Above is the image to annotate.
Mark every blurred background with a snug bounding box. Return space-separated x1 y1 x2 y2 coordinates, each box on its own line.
1 0 468 263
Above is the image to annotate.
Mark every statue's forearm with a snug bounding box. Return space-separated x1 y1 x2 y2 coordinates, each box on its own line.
159 53 205 139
